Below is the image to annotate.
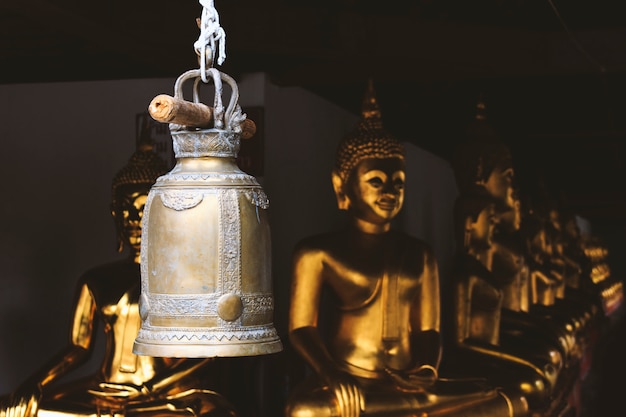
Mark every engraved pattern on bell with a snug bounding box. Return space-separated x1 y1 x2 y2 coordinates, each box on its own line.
243 189 270 209
220 189 241 297
160 191 204 211
157 172 260 185
135 326 279 343
172 129 240 158
135 168 281 356
147 293 274 316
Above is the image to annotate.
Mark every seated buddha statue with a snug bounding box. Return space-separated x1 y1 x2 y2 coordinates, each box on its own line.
518 206 593 371
491 190 570 372
285 82 526 417
524 209 582 311
546 207 597 327
0 140 237 417
439 185 559 413
449 102 570 375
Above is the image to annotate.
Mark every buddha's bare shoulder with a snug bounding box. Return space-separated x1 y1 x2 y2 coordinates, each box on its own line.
292 230 351 256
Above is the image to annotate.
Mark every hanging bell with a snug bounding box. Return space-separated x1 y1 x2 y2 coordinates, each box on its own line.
133 68 282 357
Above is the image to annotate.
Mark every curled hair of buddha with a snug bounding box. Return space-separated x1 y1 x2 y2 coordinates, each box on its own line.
450 97 512 194
111 142 169 206
333 79 405 183
111 138 169 251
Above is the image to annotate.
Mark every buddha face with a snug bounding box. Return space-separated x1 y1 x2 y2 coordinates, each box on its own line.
345 157 405 225
484 163 515 211
113 184 151 254
121 191 148 251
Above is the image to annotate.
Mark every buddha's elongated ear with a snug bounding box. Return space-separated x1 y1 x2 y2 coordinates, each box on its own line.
332 171 350 211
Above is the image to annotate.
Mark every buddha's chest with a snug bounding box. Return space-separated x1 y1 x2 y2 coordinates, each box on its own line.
325 261 421 311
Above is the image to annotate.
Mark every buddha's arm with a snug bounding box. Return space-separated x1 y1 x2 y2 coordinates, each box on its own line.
288 245 337 381
411 251 441 372
27 283 96 387
454 280 473 345
529 266 558 301
288 246 364 417
527 258 559 286
457 339 547 378
141 358 212 395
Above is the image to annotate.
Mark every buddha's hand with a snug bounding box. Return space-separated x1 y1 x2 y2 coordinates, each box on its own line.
1 384 42 417
88 383 153 402
384 365 437 393
323 371 365 417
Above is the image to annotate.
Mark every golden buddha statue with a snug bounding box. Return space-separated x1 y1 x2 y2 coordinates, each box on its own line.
545 207 598 328
285 82 524 417
521 207 587 350
439 185 558 413
443 103 586 414
0 140 237 417
522 212 561 307
491 190 571 374
449 103 571 373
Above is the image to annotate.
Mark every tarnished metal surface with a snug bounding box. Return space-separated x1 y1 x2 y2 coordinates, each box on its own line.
133 69 282 358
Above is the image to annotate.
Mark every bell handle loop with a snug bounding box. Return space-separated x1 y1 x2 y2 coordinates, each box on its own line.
173 69 239 130
207 68 224 129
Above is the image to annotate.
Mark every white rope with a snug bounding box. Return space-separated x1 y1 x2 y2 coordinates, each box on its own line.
194 0 227 82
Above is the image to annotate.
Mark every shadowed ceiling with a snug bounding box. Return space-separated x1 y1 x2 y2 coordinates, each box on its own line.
2 0 626 225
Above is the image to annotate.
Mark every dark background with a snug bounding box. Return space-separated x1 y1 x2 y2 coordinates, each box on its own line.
3 0 626 226
3 1 626 416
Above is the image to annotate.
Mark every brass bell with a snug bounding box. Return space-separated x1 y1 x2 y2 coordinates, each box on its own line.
133 68 282 358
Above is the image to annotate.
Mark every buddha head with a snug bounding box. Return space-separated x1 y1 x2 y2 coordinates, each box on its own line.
332 80 406 226
454 184 499 253
451 98 515 212
111 140 169 258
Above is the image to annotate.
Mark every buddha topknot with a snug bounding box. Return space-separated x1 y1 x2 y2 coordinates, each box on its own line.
334 80 405 182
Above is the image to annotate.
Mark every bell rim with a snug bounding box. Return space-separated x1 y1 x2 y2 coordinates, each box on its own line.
132 338 283 358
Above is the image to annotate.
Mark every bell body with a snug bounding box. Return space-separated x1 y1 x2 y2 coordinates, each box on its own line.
133 127 282 357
